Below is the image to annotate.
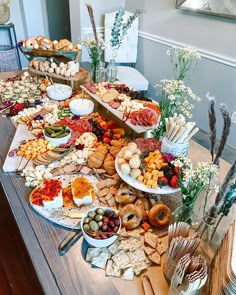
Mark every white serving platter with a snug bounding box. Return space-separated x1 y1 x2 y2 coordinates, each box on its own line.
80 85 156 134
3 124 35 172
115 154 180 195
29 174 100 229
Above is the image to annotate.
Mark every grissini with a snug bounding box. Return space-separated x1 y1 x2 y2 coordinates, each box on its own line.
185 127 199 142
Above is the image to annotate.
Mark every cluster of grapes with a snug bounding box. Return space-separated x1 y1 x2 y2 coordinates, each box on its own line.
88 119 106 138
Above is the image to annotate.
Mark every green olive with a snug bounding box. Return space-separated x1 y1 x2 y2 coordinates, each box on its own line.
98 221 103 228
95 214 103 222
84 217 91 224
96 208 105 215
88 211 96 219
89 220 99 231
83 224 90 231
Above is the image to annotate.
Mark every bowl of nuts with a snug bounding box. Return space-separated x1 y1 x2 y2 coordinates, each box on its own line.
81 207 121 247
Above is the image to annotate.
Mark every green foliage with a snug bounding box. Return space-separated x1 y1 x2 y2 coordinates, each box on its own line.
110 7 142 50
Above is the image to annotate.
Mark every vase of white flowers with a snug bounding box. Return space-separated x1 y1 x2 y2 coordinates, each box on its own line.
152 47 201 140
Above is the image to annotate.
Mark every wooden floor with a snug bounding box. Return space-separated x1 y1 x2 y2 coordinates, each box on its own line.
0 182 44 295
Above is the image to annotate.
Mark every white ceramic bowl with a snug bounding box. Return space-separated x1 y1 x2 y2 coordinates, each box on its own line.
69 98 94 115
43 127 71 147
81 207 121 248
47 84 72 101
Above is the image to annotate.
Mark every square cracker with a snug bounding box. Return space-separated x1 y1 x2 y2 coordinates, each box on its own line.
91 252 110 269
128 248 146 265
156 242 167 256
149 251 161 265
108 240 121 255
120 237 142 252
143 245 156 256
86 248 102 262
112 250 130 269
133 261 147 276
144 232 158 249
121 267 134 281
105 259 121 277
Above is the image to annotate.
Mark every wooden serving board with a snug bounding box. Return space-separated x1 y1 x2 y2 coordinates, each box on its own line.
81 86 155 134
29 67 89 82
3 124 34 172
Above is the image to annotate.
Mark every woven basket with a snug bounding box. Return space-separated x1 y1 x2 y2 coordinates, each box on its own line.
0 45 20 72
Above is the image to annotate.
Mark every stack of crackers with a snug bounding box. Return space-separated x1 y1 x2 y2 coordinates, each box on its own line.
85 227 167 280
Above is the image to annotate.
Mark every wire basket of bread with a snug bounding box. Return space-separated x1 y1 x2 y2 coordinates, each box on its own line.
18 36 81 62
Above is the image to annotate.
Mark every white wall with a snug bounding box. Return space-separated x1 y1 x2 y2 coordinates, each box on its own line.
125 0 236 148
69 0 124 61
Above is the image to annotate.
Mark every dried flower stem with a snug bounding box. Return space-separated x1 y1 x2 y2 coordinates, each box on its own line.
213 104 231 165
85 4 98 45
207 94 216 162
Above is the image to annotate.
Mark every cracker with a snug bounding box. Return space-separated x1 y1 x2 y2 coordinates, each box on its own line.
91 252 110 269
85 247 102 262
133 261 147 276
108 240 121 255
107 196 116 208
143 245 156 256
120 237 142 252
121 267 134 281
156 242 167 256
144 232 158 249
105 260 121 277
112 250 130 269
148 251 161 265
128 248 146 265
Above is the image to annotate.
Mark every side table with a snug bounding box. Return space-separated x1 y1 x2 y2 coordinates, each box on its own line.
0 22 22 69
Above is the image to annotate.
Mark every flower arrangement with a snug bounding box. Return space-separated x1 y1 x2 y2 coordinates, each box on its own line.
172 157 218 224
152 79 201 139
109 7 142 59
153 47 201 140
83 4 106 82
167 47 201 81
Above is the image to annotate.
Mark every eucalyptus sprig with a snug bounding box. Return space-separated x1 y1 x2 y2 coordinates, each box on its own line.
110 8 142 51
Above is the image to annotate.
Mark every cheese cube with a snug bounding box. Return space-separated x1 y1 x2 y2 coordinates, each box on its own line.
137 175 144 182
158 171 164 177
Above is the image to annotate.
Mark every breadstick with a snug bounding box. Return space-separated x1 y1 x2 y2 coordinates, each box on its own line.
172 126 185 143
185 127 199 141
176 122 195 144
169 124 181 141
167 122 176 139
165 118 170 132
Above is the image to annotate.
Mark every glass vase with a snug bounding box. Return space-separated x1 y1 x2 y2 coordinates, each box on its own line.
106 59 117 83
0 0 10 24
91 62 105 83
172 201 198 225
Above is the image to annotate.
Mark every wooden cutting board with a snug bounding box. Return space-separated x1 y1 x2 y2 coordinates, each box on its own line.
3 124 34 172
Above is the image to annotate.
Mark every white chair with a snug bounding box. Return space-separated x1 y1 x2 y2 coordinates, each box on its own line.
104 10 149 91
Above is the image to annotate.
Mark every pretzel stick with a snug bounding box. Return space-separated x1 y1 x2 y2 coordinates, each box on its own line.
185 127 199 141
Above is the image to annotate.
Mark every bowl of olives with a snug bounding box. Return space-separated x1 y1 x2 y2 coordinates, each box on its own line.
81 207 121 247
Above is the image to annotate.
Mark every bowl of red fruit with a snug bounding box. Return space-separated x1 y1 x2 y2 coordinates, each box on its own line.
81 207 121 247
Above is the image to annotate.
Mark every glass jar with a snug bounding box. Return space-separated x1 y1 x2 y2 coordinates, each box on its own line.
172 201 198 225
91 62 105 83
106 59 117 82
0 0 10 24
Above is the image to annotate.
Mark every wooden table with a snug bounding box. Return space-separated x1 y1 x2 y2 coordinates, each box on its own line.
0 72 233 295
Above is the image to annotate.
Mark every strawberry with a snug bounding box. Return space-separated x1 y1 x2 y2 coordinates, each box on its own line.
158 176 168 186
104 131 113 139
169 175 179 188
103 137 111 144
172 166 181 176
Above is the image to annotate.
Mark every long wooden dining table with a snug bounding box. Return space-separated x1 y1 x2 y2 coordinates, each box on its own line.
0 71 233 295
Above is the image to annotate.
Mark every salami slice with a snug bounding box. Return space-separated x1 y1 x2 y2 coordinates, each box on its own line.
8 149 18 157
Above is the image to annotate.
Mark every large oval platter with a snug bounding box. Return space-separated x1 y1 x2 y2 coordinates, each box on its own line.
115 154 180 195
29 174 100 229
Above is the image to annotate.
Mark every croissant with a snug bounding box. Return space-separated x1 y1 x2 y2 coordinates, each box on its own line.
109 146 121 158
103 153 115 175
88 145 108 169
